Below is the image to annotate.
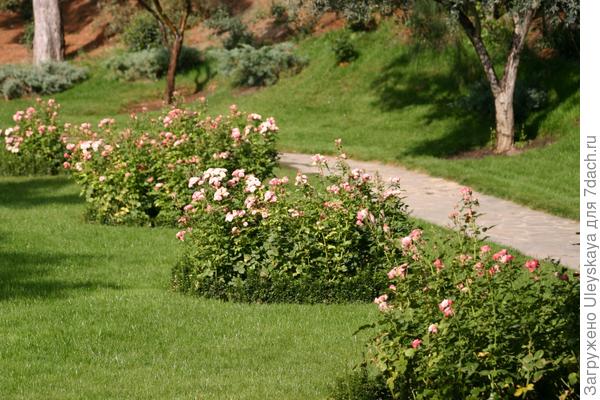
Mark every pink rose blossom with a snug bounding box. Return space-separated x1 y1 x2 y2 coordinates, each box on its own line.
409 229 423 241
264 191 277 203
525 259 540 273
213 187 229 201
401 236 412 248
192 190 205 202
176 230 187 241
387 264 408 279
311 154 327 166
295 173 308 186
492 249 513 264
438 299 454 317
433 258 444 272
411 339 422 349
480 245 492 253
428 324 438 334
231 128 241 140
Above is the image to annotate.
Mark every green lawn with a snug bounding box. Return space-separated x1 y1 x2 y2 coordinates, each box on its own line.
0 23 580 221
0 175 376 399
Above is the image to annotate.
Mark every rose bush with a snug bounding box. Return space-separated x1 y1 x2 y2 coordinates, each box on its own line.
332 188 579 399
0 99 66 175
172 142 411 303
64 103 278 225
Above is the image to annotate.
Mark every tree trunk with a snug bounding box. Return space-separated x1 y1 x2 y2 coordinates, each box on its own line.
165 34 183 104
493 89 515 153
32 0 64 65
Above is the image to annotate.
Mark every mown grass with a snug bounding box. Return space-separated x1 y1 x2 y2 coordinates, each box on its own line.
0 170 565 398
0 175 377 399
0 22 579 220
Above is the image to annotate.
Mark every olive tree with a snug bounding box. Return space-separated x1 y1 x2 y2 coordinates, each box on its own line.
316 0 579 153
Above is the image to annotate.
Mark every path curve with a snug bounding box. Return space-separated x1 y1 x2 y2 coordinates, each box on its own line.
280 152 580 270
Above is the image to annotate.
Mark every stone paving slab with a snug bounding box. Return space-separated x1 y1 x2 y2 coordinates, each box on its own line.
280 152 580 270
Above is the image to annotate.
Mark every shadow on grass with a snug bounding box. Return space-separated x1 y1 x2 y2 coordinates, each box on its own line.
0 250 122 301
370 42 580 159
0 175 81 209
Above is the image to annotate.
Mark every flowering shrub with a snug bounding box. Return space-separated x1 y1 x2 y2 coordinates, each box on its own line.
334 188 579 399
171 142 411 303
0 99 65 175
64 103 278 225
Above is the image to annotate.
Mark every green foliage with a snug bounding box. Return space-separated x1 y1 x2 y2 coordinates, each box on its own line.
212 43 308 87
405 0 454 48
122 12 164 52
315 0 393 31
206 7 254 49
0 62 88 100
172 142 411 303
349 189 579 399
0 99 65 176
329 367 393 400
65 104 278 225
103 46 201 81
19 21 34 49
0 0 32 18
331 31 359 64
270 2 289 23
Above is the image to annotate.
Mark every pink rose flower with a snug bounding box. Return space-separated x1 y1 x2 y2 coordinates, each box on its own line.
428 324 438 334
411 339 422 349
433 258 444 272
525 259 540 273
480 245 491 253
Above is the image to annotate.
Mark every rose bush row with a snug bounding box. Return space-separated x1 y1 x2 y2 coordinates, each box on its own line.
171 144 412 303
61 102 279 225
332 188 579 400
0 98 65 175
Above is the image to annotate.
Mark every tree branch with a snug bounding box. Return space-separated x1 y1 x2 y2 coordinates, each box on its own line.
455 8 501 93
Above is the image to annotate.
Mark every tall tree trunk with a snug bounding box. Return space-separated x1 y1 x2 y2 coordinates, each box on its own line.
32 0 64 65
453 4 538 153
165 34 183 104
493 87 515 153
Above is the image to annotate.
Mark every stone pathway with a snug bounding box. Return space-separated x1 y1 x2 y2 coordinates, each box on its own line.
280 152 580 270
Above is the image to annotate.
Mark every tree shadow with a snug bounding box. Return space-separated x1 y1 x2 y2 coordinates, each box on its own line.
0 176 81 209
0 250 122 301
370 42 579 159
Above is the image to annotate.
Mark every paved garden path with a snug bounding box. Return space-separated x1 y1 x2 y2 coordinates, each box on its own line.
280 153 580 270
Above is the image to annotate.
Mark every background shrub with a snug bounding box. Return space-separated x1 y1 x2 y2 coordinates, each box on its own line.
206 7 254 49
19 21 34 49
211 42 307 87
332 31 359 64
172 146 411 303
0 62 88 99
122 12 164 52
103 46 201 81
0 99 65 176
65 104 279 226
0 0 32 19
336 189 579 399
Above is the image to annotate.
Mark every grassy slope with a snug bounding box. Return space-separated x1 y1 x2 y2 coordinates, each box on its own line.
0 176 376 399
0 23 580 219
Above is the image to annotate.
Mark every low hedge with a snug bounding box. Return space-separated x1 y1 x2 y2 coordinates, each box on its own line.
172 145 411 303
